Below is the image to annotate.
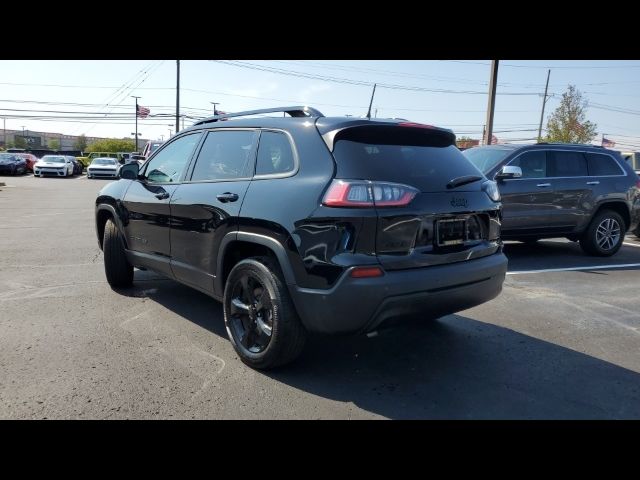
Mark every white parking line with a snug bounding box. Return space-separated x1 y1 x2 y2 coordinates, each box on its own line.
507 263 640 275
623 242 640 248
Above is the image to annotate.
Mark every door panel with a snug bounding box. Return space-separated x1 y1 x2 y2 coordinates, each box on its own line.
547 151 591 229
169 129 258 294
122 181 177 276
499 150 554 234
498 179 555 233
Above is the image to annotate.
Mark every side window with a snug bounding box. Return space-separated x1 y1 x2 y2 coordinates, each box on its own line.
549 151 588 177
190 130 257 181
255 131 296 176
510 150 548 178
143 133 202 183
586 153 623 176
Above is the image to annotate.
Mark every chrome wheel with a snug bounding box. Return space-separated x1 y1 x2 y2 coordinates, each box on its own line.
595 218 621 251
228 274 273 354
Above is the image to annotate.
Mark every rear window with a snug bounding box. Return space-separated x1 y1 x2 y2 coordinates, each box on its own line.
586 153 623 176
333 141 483 192
549 151 588 177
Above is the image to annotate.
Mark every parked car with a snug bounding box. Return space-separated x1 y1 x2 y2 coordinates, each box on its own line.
87 157 120 179
77 152 126 169
0 153 28 175
13 152 38 172
621 151 640 175
141 141 164 159
66 156 84 175
33 155 75 177
95 106 507 369
463 143 640 255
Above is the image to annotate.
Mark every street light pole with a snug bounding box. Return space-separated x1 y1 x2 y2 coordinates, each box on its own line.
132 96 141 152
176 60 180 134
537 69 551 143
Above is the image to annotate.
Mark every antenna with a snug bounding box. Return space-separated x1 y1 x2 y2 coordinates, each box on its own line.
366 84 377 119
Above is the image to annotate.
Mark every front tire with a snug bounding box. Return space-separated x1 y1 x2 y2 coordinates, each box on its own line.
223 257 306 370
103 218 133 288
580 210 625 257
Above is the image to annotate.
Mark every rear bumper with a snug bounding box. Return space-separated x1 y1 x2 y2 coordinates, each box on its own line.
290 252 508 335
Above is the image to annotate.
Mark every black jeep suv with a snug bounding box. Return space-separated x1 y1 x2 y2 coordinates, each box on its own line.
95 106 507 369
464 143 640 256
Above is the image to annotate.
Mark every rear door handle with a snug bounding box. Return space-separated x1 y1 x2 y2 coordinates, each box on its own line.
155 192 170 200
586 181 600 185
216 192 239 203
536 183 551 187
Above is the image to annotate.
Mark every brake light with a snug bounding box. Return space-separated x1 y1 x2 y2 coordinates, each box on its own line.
322 180 418 208
350 266 384 278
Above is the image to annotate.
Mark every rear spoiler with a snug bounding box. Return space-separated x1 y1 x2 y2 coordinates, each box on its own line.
317 122 456 152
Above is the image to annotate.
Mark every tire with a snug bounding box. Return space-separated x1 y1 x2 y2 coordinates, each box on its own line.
103 218 133 288
223 256 306 370
579 209 625 257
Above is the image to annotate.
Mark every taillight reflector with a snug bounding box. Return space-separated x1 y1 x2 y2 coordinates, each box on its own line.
350 266 384 278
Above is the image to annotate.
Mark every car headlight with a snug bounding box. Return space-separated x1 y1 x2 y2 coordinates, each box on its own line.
482 180 500 202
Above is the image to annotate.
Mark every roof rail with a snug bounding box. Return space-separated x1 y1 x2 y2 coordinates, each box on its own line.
194 106 324 126
536 141 604 148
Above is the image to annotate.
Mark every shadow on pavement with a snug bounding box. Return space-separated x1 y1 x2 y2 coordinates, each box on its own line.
118 275 640 419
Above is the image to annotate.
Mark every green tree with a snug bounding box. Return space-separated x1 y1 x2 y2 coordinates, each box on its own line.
87 138 136 153
545 85 597 143
14 136 27 148
49 139 61 150
74 134 88 151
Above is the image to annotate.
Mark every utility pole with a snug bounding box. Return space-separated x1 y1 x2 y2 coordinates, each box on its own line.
132 96 141 152
2 117 5 147
211 102 220 115
484 60 499 145
537 69 551 142
366 84 377 119
175 60 180 134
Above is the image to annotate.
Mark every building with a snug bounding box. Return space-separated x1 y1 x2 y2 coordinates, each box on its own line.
0 129 148 152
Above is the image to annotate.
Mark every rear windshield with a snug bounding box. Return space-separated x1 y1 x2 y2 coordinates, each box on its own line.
333 141 484 192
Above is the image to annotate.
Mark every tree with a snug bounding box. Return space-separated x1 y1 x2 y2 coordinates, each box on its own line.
86 138 136 153
74 134 88 152
456 136 479 149
48 139 60 150
14 137 27 148
545 85 597 143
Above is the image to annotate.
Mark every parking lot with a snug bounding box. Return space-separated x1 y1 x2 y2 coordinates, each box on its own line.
1 173 640 419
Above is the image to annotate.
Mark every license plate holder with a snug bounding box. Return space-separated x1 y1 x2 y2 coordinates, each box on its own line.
436 218 466 246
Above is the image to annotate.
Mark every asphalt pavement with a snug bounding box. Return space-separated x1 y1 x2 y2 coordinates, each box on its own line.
1 173 639 419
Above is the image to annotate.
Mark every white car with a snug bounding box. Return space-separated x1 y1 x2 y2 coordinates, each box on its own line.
87 157 121 179
33 155 75 177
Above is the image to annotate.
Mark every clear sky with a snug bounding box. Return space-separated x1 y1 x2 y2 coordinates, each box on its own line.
2 60 640 149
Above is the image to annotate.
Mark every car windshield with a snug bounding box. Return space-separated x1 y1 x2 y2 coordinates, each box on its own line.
462 147 514 174
93 158 116 165
42 156 66 163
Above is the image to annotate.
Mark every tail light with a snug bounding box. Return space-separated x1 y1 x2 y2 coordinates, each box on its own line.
350 266 384 278
323 180 418 208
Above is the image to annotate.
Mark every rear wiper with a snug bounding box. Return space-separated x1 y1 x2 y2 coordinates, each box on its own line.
446 175 483 189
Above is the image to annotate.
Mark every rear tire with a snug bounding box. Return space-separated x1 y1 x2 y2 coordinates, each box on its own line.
103 218 133 288
223 256 306 370
580 210 625 257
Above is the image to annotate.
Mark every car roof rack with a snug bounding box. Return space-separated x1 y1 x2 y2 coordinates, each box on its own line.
536 142 604 148
194 106 324 126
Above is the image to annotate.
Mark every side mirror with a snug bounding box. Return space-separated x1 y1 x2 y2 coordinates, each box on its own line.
119 162 139 180
496 165 522 180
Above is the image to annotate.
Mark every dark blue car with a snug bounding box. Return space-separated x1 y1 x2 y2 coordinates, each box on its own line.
0 153 27 175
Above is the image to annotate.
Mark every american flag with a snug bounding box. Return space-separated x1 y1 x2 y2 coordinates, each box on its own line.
136 104 150 118
602 137 615 148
